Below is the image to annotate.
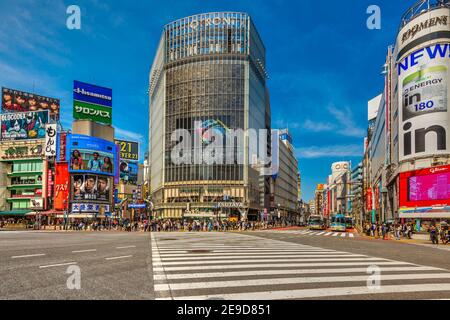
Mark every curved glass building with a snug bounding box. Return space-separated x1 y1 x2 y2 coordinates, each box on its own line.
148 12 271 220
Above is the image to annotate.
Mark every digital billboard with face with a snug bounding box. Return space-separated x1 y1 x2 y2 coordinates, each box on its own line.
0 110 49 140
2 87 60 120
71 174 111 203
119 160 138 184
67 134 117 176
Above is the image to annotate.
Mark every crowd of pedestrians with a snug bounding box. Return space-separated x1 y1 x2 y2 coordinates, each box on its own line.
8 218 298 233
363 221 449 244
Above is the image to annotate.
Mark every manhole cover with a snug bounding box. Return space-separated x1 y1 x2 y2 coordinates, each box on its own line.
187 250 213 254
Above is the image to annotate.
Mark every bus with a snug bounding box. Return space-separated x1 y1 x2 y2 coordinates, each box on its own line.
331 214 347 232
308 215 326 230
345 216 354 229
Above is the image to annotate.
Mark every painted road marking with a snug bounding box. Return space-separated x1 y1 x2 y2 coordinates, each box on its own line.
168 283 450 300
116 245 137 249
105 255 133 260
39 262 77 269
153 266 442 280
11 254 46 259
72 249 97 253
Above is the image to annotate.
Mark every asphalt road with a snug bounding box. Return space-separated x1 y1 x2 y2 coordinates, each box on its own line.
0 231 154 299
1 229 450 300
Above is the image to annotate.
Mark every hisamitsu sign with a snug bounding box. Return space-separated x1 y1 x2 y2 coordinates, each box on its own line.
73 81 112 125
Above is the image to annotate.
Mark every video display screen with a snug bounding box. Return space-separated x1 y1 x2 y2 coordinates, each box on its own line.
409 172 450 202
71 174 111 203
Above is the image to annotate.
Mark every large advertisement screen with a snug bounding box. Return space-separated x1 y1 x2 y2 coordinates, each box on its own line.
115 139 139 161
2 87 60 120
71 174 111 203
0 110 49 140
400 165 450 207
409 172 450 202
119 161 138 185
67 134 117 176
73 81 112 125
397 43 450 161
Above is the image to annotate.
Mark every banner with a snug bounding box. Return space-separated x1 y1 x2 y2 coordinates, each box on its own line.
71 174 112 203
115 139 139 161
73 81 112 125
0 110 49 140
398 43 450 161
72 203 110 213
2 87 60 120
54 163 69 211
45 124 57 157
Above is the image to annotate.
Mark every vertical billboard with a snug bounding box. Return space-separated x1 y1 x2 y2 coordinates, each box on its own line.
0 110 49 140
396 8 450 162
45 124 57 157
66 134 117 177
73 81 112 125
54 163 69 211
2 87 60 120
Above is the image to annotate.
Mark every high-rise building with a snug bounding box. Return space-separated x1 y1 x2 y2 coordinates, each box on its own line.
148 12 271 220
271 129 299 221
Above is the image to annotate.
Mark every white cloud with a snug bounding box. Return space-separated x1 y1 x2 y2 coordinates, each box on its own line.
302 119 334 132
114 127 145 142
295 144 363 159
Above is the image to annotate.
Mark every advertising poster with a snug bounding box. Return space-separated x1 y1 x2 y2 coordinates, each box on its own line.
119 161 138 184
0 110 49 140
29 198 44 210
2 87 60 119
114 139 139 161
73 81 112 125
71 174 111 203
45 124 57 157
54 162 69 211
398 43 450 161
67 134 117 176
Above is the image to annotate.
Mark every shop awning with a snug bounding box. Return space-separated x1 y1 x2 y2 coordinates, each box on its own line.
25 211 60 216
0 210 32 216
399 206 450 219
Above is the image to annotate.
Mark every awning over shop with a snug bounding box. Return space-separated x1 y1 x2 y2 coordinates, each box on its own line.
0 210 32 216
399 206 450 219
25 211 60 216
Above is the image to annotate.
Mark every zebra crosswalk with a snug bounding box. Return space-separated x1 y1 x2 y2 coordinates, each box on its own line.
260 229 356 238
151 232 450 300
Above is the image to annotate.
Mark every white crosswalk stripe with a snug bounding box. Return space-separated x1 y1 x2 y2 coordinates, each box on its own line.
259 229 358 239
151 232 450 300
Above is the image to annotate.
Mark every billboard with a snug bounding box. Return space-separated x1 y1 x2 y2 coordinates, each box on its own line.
71 174 112 203
398 43 450 161
73 81 112 125
399 164 450 208
45 124 57 157
2 87 60 120
0 110 49 140
115 139 139 161
67 134 117 176
119 161 138 184
54 163 69 211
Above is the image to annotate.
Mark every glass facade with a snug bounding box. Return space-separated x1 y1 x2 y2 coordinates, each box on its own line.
165 58 246 182
149 12 269 217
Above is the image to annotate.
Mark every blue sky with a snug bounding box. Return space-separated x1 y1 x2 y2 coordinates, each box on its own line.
0 0 413 200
